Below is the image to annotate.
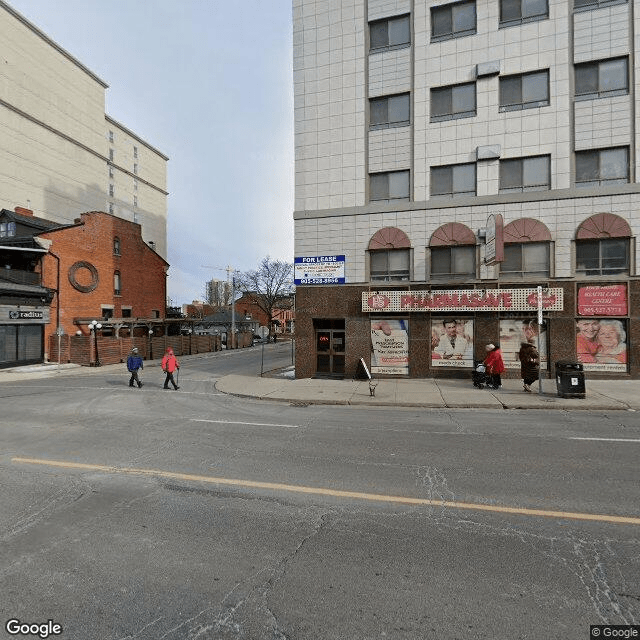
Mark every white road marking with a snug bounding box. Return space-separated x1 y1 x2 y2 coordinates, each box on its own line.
192 419 300 428
569 437 640 443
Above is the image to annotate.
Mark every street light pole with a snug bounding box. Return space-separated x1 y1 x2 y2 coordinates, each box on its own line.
90 320 102 366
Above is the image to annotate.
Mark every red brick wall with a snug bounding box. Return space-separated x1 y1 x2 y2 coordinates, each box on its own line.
39 211 168 356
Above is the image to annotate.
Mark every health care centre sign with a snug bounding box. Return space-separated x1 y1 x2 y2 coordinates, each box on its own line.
362 288 564 313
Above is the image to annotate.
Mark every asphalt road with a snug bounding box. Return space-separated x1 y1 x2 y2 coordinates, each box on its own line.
1 343 639 640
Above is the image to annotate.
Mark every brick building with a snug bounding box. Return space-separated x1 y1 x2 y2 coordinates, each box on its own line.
36 210 168 358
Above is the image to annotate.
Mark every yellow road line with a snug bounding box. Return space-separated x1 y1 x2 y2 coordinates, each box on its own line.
11 456 640 526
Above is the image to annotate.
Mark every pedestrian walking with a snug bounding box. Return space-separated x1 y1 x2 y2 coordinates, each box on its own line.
126 347 144 388
518 341 540 392
161 347 180 390
483 343 505 389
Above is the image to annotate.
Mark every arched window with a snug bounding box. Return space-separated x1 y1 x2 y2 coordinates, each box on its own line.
500 218 552 279
114 237 121 255
429 223 476 279
368 227 411 281
576 213 631 276
114 271 121 296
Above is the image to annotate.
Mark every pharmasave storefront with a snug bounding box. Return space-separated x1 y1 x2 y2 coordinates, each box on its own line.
295 281 638 380
0 305 49 368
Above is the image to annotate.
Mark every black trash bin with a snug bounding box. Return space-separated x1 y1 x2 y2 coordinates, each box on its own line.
555 361 586 398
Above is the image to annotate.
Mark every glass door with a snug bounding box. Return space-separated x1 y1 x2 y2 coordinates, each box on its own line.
315 329 346 376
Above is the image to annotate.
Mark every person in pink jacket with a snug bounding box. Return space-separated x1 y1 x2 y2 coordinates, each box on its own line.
483 343 505 390
161 347 180 390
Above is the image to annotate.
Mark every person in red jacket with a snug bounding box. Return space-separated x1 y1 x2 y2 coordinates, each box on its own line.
161 347 180 390
483 343 505 390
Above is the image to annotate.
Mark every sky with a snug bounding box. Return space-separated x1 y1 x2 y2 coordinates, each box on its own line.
8 0 295 307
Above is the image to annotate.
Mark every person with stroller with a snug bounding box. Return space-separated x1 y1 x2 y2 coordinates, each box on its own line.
483 343 505 389
518 341 539 392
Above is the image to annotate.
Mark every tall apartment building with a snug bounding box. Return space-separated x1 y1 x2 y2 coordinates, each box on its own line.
0 1 168 258
293 0 640 379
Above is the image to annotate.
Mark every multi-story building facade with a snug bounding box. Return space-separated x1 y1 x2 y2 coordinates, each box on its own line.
293 0 640 379
0 1 168 258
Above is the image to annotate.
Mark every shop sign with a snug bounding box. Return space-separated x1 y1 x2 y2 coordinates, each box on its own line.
577 284 627 317
8 310 44 320
363 288 564 313
295 255 345 285
2 306 48 323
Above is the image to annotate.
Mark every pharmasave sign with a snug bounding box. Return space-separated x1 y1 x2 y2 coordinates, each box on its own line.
362 288 564 313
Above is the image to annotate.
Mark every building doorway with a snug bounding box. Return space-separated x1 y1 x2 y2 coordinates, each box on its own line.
314 319 345 377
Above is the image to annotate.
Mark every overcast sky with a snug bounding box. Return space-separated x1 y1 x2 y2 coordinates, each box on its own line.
8 0 295 306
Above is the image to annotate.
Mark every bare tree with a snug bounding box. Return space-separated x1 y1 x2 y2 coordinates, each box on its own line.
236 256 294 339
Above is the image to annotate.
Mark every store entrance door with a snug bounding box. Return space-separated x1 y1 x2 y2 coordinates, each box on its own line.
315 324 345 378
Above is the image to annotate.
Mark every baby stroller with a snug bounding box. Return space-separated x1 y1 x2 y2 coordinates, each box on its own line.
472 362 487 389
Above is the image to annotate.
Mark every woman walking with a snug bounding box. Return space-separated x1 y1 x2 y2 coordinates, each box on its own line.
483 343 505 389
161 347 180 390
518 341 540 392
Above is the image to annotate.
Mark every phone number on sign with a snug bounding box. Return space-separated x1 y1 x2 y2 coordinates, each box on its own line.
298 278 342 284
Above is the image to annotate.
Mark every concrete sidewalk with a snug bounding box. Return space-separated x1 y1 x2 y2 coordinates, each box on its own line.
1 358 638 410
216 373 640 411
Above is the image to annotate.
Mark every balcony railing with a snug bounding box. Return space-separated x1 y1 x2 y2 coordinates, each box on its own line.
0 268 41 286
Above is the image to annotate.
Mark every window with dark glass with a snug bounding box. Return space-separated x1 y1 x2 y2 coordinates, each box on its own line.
500 242 550 278
114 237 121 255
575 58 628 99
370 170 410 202
370 93 410 129
431 245 476 278
431 83 476 121
576 147 629 187
500 156 550 192
499 70 549 111
500 0 548 25
431 1 476 41
370 249 410 281
576 238 629 276
430 163 476 198
370 14 410 51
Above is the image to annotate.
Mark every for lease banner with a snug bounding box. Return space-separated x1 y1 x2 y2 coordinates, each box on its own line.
363 288 563 313
295 255 345 284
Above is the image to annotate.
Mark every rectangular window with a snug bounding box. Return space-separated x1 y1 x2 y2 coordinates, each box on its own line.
431 83 476 121
430 163 476 198
133 163 138 175
500 156 550 192
0 221 16 238
370 14 410 51
500 0 548 26
134 195 138 207
133 146 138 158
575 58 628 100
370 249 410 281
370 93 410 129
109 148 114 161
500 242 550 278
109 166 114 179
575 0 627 11
109 184 114 197
108 203 114 215
576 238 629 275
431 1 476 41
108 130 114 143
576 147 629 187
370 170 410 202
499 70 549 111
122 308 132 318
431 245 476 278
134 179 138 192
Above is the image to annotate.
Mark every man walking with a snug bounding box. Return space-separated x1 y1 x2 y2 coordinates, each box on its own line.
126 347 144 388
161 347 180 390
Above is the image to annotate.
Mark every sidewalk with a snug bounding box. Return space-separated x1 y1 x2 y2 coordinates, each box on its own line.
1 358 638 410
216 373 640 411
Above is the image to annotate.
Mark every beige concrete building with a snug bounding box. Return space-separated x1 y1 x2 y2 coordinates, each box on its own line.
293 0 640 380
0 0 168 258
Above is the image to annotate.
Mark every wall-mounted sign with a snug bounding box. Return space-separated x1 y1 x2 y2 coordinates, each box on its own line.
295 255 345 285
9 310 44 320
363 288 563 313
2 305 48 323
484 213 504 265
577 284 627 317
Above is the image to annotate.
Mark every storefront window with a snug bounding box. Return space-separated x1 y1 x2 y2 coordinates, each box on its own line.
431 318 474 368
576 318 627 372
499 318 547 369
371 319 409 375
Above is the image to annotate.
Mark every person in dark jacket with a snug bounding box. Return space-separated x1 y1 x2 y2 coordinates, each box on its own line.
518 342 539 392
483 343 505 389
126 347 144 388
